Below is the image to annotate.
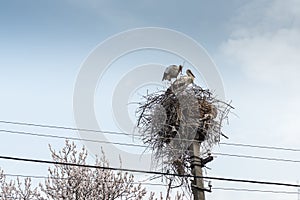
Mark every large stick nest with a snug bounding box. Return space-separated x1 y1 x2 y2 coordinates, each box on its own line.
136 84 233 187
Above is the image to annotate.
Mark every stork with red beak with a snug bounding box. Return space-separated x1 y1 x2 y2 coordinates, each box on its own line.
171 69 195 91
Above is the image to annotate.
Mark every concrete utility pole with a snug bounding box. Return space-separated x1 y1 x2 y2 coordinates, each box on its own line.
190 140 205 200
297 181 300 200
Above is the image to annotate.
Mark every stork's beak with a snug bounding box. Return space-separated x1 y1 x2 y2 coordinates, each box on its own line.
190 71 195 78
187 69 195 78
179 65 183 75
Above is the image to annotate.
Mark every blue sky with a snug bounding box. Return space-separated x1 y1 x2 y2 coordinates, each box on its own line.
1 0 300 199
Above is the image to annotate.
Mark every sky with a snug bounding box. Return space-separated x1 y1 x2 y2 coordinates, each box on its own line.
1 0 300 199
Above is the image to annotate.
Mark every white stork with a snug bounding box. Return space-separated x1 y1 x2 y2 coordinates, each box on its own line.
171 69 195 92
162 65 183 81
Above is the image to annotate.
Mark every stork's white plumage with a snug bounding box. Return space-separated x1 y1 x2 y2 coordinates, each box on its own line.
172 69 195 91
162 65 183 81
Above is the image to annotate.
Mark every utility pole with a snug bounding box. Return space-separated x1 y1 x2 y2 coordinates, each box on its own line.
297 181 300 200
190 140 205 200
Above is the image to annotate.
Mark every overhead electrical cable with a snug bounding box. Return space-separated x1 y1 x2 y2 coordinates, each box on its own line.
1 129 300 164
213 153 300 163
1 120 300 152
3 173 299 195
0 155 299 188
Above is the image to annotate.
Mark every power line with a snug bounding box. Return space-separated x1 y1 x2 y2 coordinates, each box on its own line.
3 173 164 186
213 187 299 195
1 119 300 153
2 128 300 165
3 173 299 195
0 155 299 188
0 120 198 143
1 120 300 153
0 129 147 148
214 153 300 163
219 142 300 152
0 120 128 136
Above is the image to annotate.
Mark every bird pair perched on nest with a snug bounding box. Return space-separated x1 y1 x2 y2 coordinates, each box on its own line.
162 64 196 92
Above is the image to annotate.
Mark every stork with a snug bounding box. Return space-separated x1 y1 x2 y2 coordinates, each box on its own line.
171 69 195 92
162 65 183 82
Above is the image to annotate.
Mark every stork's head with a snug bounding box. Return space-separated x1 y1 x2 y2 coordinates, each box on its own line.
178 65 183 74
186 69 195 78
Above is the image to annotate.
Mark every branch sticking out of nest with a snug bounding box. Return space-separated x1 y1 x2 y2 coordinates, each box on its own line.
136 84 233 189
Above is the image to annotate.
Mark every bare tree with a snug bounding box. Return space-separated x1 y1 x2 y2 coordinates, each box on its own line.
0 169 41 200
148 191 184 200
40 140 147 200
0 140 184 200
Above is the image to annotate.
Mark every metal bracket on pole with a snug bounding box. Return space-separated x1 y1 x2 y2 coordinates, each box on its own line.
192 181 212 193
190 155 214 168
191 185 212 193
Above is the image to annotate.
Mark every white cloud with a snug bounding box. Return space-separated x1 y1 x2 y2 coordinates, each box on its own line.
222 28 300 85
221 0 300 86
218 0 300 147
